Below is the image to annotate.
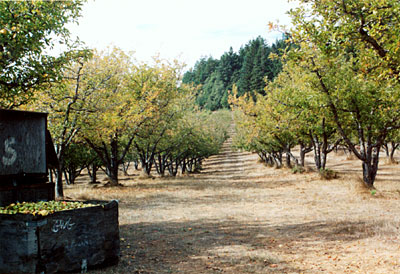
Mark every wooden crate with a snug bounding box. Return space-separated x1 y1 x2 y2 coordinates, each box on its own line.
0 109 57 206
0 200 120 274
0 109 48 177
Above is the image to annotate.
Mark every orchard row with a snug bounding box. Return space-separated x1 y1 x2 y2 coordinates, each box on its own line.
25 49 230 196
231 0 400 188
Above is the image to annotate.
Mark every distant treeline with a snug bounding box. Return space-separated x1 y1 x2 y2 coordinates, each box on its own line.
182 36 288 110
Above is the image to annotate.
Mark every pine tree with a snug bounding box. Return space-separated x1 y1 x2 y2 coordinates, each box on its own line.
183 36 289 110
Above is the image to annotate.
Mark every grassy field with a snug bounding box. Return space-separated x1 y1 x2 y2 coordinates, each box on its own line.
65 136 400 273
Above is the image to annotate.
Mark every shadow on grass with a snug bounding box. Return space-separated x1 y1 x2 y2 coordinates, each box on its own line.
115 174 299 194
92 218 375 273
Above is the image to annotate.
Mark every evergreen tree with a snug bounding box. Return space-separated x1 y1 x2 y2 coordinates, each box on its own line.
218 47 241 89
183 36 288 110
185 56 219 86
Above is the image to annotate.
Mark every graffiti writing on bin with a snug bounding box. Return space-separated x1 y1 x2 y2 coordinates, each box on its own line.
66 239 90 250
52 218 75 233
2 137 17 166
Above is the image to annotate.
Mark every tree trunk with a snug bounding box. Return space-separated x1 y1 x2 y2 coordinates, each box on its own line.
187 159 195 173
84 132 135 187
299 143 312 167
193 158 202 172
55 164 64 198
154 154 167 176
141 158 153 176
389 142 399 163
267 154 274 167
383 143 390 158
258 152 266 162
310 119 338 171
287 151 299 167
55 143 65 198
49 169 54 183
108 139 119 186
134 160 139 170
65 168 82 185
69 171 76 185
63 170 69 185
285 148 291 168
154 155 161 175
135 141 155 177
321 129 329 170
300 145 306 167
362 151 379 188
92 163 98 184
273 152 283 168
321 149 328 170
180 158 187 175
88 162 98 184
122 161 130 176
311 135 322 170
167 156 179 176
362 147 380 188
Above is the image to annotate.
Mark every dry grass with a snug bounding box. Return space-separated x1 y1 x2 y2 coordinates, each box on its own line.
64 139 400 273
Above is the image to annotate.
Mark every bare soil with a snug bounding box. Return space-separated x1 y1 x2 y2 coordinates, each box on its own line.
65 133 400 273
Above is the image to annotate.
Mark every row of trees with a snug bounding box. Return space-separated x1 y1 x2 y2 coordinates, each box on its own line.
231 0 400 188
0 1 230 198
182 36 287 110
27 49 230 197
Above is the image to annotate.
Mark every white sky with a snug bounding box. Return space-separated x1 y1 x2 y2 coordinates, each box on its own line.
68 0 297 69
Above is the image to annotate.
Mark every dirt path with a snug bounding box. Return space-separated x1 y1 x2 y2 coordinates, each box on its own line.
73 128 400 273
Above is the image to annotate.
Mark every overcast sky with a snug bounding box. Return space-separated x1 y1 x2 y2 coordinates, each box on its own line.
68 0 298 69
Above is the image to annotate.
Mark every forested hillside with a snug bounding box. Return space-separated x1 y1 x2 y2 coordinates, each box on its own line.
182 36 287 110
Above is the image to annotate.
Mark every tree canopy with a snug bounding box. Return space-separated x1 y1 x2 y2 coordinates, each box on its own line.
26 46 230 194
0 0 87 108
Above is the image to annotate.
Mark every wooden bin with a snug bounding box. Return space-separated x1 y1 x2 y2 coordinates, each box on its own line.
0 200 120 274
0 109 58 207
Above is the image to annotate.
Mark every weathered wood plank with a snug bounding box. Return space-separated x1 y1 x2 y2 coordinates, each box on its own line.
0 214 39 274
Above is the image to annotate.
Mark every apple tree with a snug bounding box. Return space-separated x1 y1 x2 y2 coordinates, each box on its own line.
288 0 400 187
0 0 87 108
